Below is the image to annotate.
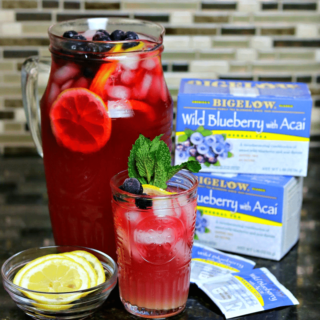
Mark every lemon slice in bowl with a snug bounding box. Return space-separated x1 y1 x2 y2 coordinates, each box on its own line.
142 184 176 196
62 253 98 288
70 250 105 285
13 254 67 286
19 257 90 305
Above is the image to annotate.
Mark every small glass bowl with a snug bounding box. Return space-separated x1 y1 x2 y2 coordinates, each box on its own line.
1 246 118 320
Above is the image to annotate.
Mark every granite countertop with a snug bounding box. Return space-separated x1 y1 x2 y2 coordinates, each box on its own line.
0 150 319 320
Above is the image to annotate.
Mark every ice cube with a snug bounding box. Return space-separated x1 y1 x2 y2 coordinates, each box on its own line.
141 58 156 70
133 73 152 100
73 77 89 89
108 85 131 100
107 100 134 118
121 58 139 70
53 63 80 85
47 82 60 106
120 70 135 86
125 211 140 223
61 79 74 91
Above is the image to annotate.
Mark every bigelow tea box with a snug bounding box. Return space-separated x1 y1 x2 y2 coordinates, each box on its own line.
194 172 303 260
175 79 312 176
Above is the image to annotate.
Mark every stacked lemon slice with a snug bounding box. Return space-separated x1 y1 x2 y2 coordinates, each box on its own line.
13 250 105 310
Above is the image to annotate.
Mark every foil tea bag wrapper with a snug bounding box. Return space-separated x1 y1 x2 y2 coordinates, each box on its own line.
191 243 256 284
198 267 299 319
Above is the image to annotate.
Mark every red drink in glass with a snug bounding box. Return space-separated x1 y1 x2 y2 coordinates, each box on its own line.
22 18 173 261
111 170 198 318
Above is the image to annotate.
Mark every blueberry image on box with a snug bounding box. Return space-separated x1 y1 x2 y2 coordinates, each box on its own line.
175 126 233 168
194 210 210 240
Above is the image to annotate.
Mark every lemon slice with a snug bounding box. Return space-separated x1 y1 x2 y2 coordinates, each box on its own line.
19 257 90 305
62 253 98 288
70 251 105 285
142 184 176 196
13 254 66 286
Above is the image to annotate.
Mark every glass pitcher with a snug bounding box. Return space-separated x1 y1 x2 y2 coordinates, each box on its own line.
21 18 173 261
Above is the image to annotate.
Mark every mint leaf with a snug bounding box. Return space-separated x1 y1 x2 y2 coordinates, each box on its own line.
222 134 227 140
178 134 188 143
205 227 210 233
128 134 148 181
228 152 233 158
166 160 201 181
188 156 196 161
204 161 210 167
185 129 194 138
135 139 155 183
202 129 213 137
214 160 221 166
194 234 199 240
196 126 205 132
150 134 163 153
153 141 171 188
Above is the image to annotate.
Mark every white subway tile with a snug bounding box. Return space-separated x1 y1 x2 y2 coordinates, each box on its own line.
250 36 272 49
190 60 229 73
170 11 193 25
164 72 217 87
0 10 14 22
191 36 212 49
0 23 22 35
238 0 260 12
236 48 257 61
14 109 27 122
296 24 318 38
163 36 191 49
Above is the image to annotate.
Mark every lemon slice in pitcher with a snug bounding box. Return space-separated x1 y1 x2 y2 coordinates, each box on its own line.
19 257 90 305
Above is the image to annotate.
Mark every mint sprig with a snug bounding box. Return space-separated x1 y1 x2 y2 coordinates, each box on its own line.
128 134 201 189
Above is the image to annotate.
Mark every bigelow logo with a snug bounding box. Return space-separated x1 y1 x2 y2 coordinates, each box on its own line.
198 176 250 191
186 80 298 89
212 99 276 109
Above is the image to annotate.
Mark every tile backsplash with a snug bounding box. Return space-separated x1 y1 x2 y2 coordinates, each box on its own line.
0 0 320 155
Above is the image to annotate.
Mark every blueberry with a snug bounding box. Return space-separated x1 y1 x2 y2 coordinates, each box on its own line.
98 43 114 52
121 178 143 195
175 144 185 152
181 139 191 148
176 150 188 161
96 29 110 36
125 31 139 40
72 34 87 41
110 30 126 41
205 151 218 164
188 146 197 157
122 41 140 50
86 43 100 52
63 30 78 38
83 66 96 78
196 143 209 155
135 193 152 209
214 134 225 143
219 151 229 160
204 135 216 147
224 141 232 152
190 132 204 145
93 32 112 41
212 142 225 155
196 155 205 164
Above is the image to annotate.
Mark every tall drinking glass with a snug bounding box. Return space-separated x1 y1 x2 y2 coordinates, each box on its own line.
21 18 173 261
110 170 198 318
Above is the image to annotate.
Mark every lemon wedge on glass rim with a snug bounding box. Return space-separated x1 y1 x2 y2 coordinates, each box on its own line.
142 184 177 196
17 257 90 305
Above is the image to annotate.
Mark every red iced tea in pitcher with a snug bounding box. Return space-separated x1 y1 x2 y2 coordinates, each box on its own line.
39 19 173 260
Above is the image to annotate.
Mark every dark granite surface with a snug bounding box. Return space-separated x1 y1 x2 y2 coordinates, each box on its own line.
0 150 319 320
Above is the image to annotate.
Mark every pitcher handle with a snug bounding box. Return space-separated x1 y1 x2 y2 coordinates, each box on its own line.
21 56 51 158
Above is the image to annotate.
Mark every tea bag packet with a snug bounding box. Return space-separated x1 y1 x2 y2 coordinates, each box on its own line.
191 244 255 284
198 267 299 319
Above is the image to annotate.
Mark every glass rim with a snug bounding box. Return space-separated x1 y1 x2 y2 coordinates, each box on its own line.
110 169 199 200
48 17 165 53
1 245 118 295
